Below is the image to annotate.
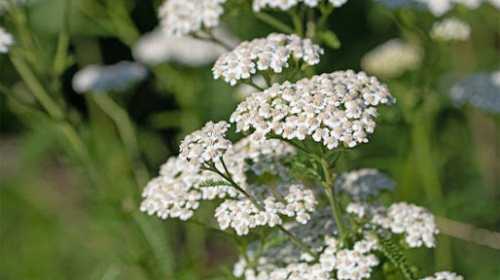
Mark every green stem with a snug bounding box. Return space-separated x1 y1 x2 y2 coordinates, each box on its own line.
10 55 65 120
320 158 348 244
92 94 149 188
53 0 72 76
289 10 304 36
255 12 294 34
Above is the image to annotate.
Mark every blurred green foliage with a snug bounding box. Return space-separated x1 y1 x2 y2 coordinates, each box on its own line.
1 0 499 279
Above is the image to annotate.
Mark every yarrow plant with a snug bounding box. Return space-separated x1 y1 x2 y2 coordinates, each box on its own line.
139 1 465 279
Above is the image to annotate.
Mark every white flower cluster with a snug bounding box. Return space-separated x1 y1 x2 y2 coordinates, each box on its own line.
231 70 394 149
179 121 232 168
361 39 422 79
252 0 348 11
133 29 229 66
421 271 464 280
213 33 323 86
378 0 488 15
431 18 471 41
235 234 379 280
0 26 14 53
335 169 395 201
372 202 438 248
450 70 500 114
72 62 147 93
158 0 226 36
140 157 225 221
215 184 317 235
142 132 299 229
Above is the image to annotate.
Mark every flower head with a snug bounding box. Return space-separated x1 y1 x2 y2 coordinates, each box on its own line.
372 202 439 248
450 71 500 114
213 33 323 86
431 17 471 41
230 70 394 149
179 121 232 168
72 62 147 93
133 29 233 66
158 0 227 36
361 39 422 79
0 27 14 53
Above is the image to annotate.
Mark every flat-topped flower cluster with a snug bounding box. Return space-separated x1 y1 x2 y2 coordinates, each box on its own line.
213 33 323 85
230 70 394 149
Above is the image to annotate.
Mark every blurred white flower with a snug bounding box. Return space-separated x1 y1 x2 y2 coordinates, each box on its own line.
133 28 237 66
213 33 323 86
253 0 348 11
159 0 226 36
488 0 500 8
421 271 464 280
450 71 500 113
378 0 487 15
72 62 147 93
0 26 14 53
361 39 422 79
431 17 471 41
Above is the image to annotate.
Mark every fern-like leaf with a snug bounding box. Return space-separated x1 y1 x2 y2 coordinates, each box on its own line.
379 237 418 280
197 179 231 188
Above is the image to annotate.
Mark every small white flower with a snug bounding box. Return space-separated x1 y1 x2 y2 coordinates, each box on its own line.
230 70 394 149
213 33 323 86
72 62 147 93
0 27 14 53
158 0 227 36
431 18 471 41
361 39 422 79
179 121 232 168
421 271 464 280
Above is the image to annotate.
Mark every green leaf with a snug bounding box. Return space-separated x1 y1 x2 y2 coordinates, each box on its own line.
379 237 418 280
318 30 341 49
197 179 231 188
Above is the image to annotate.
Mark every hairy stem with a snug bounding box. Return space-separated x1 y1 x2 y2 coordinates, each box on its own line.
320 158 348 244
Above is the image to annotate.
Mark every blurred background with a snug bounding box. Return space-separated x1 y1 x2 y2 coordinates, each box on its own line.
0 0 499 279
